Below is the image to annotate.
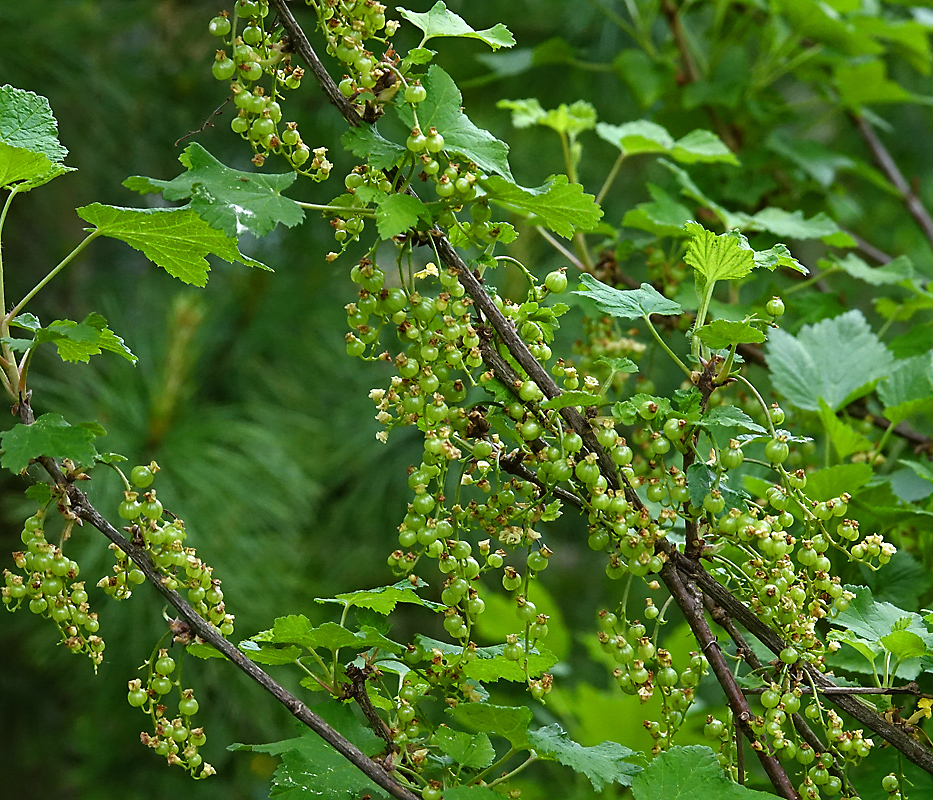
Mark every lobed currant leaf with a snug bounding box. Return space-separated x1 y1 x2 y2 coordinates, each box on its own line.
528 724 641 791
76 204 269 287
574 275 682 319
877 353 933 426
398 2 515 50
374 193 432 239
124 143 304 238
0 85 68 162
622 184 693 237
596 120 737 165
18 312 137 364
633 746 777 798
341 125 407 170
431 727 496 769
481 173 602 238
0 412 101 473
317 578 444 614
446 703 533 749
767 309 894 412
498 98 597 138
396 65 512 179
693 319 766 350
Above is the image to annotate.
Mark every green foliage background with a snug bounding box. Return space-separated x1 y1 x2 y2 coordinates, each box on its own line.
2 1 933 799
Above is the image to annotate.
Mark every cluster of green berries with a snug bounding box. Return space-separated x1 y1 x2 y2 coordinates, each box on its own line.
3 511 103 666
111 464 234 636
322 0 397 101
707 694 873 797
134 648 214 779
209 5 331 173
598 609 708 748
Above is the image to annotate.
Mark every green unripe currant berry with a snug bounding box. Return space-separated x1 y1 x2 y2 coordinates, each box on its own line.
638 400 659 420
212 55 237 81
720 442 744 470
770 404 785 425
765 437 790 465
209 15 232 36
405 82 427 103
881 774 899 793
130 465 155 488
406 128 427 152
766 296 785 317
425 127 445 153
544 270 568 294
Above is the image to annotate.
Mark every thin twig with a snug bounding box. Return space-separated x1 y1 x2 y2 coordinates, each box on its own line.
660 560 797 798
850 113 933 249
679 552 933 775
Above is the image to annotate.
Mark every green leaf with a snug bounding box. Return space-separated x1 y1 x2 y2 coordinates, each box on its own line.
595 121 737 164
33 313 136 364
834 253 919 286
374 193 432 239
669 129 739 165
748 208 840 240
829 586 933 679
319 578 443 614
528 724 640 791
766 132 855 188
341 125 407 170
463 645 558 682
25 483 53 505
817 399 872 460
396 66 511 179
826 629 882 671
752 243 807 274
622 185 694 237
480 174 602 238
0 142 54 189
76 204 268 287
877 353 933 426
613 393 673 426
0 413 100 473
185 642 226 660
446 703 532 749
124 143 303 238
632 745 775 799
0 85 68 162
881 630 928 662
684 223 756 283
694 320 766 350
255 616 401 654
766 310 894 411
596 356 639 374
238 639 303 666
498 99 597 138
573 275 683 319
698 406 767 435
540 391 603 411
231 709 386 800
836 59 914 108
431 726 495 769
398 2 515 50
685 462 748 509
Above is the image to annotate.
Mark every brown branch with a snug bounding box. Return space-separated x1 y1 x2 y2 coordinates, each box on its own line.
69 495 420 800
19 396 419 800
273 0 363 127
660 560 797 798
850 113 933 249
704 595 856 796
680 553 933 776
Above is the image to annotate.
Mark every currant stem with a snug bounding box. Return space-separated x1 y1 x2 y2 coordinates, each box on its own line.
642 315 692 379
6 230 102 325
